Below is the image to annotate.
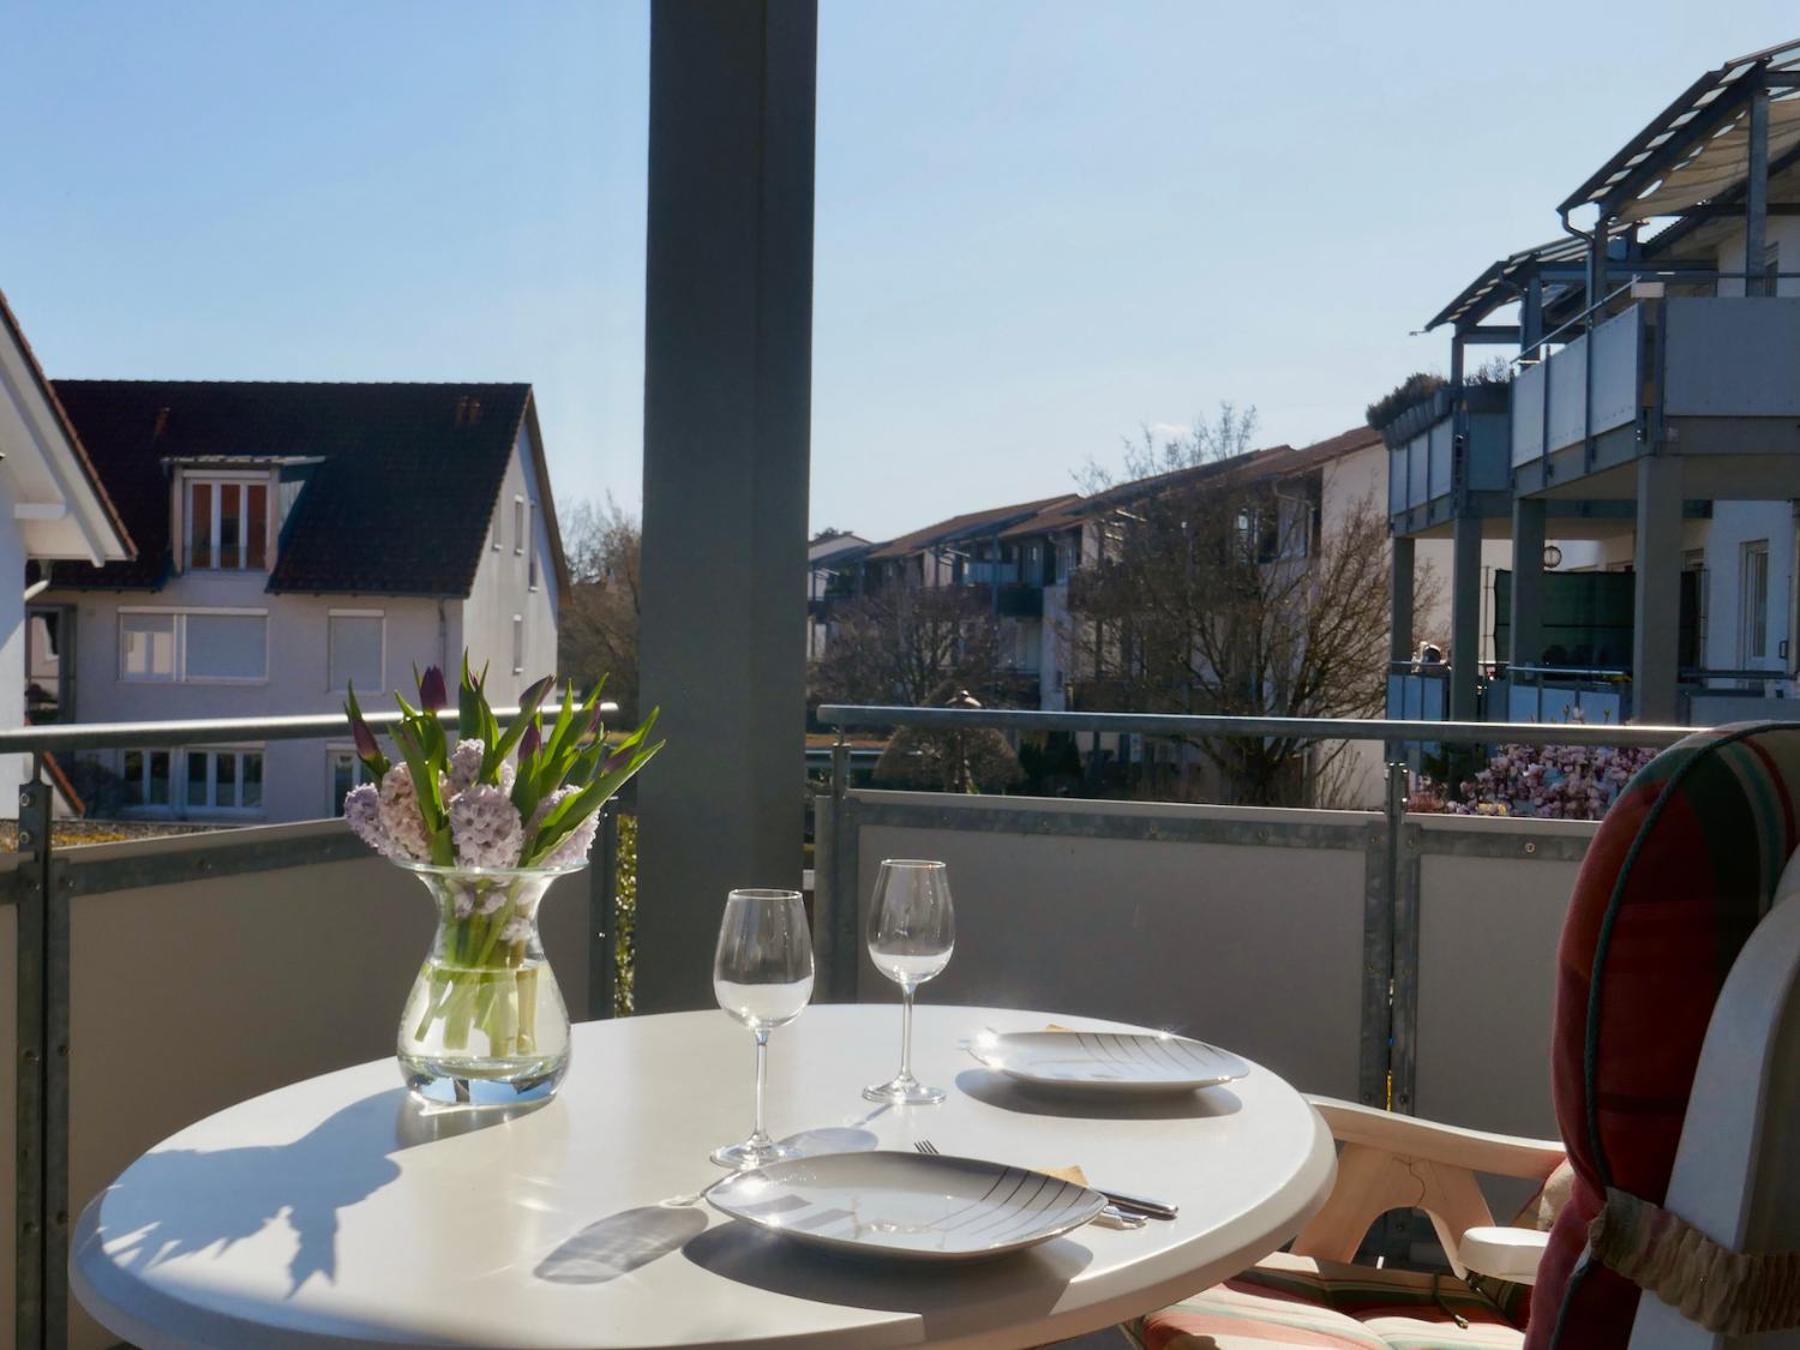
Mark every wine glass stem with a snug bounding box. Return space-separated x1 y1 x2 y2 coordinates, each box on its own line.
900 984 916 1082
752 1030 771 1145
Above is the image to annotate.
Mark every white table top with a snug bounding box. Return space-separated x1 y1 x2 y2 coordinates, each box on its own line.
72 1005 1335 1349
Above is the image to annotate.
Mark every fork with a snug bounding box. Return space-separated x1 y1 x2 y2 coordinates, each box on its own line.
913 1140 1148 1230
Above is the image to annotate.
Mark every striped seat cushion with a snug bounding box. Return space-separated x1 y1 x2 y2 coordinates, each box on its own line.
1130 1252 1521 1350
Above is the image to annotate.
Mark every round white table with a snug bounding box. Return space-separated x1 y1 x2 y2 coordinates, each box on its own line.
72 1005 1335 1349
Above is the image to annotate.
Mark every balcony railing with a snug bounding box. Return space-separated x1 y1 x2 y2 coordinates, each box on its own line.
7 702 1699 1346
1511 287 1800 478
1386 385 1510 528
0 706 627 1349
814 702 1687 1133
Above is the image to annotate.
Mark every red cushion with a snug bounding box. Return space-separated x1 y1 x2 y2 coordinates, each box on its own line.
1527 724 1800 1348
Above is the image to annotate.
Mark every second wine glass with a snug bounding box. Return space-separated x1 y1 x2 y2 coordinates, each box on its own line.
863 859 955 1105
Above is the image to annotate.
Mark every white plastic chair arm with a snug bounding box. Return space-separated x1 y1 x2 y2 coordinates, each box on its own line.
1457 1226 1550 1285
1305 1096 1567 1180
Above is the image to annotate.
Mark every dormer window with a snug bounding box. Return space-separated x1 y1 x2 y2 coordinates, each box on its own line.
185 475 269 571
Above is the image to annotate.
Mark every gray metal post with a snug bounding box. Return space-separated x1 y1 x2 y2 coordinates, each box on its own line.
1449 514 1483 721
1587 221 1609 323
15 769 66 1350
1747 80 1770 297
1633 456 1684 723
589 805 619 1021
1389 535 1415 666
1511 497 1547 672
1522 275 1544 352
635 0 818 1011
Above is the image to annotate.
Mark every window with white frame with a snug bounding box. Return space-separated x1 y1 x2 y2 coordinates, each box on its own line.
120 610 268 683
493 501 503 550
327 611 384 691
328 747 377 817
1741 540 1771 664
513 497 525 556
121 749 173 808
121 612 177 681
185 476 270 571
512 614 525 674
185 747 264 811
528 502 539 589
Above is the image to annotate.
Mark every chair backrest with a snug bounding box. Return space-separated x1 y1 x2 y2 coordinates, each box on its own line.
1628 885 1800 1349
1530 722 1800 1350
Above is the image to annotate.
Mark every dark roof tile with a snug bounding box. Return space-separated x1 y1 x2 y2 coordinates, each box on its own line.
47 381 533 595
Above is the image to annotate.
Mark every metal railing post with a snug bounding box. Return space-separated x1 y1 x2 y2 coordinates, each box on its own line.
16 759 67 1349
811 727 862 1001
1357 759 1406 1112
589 804 620 1021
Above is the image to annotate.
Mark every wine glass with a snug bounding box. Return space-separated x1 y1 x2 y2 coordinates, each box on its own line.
863 859 955 1105
711 888 814 1169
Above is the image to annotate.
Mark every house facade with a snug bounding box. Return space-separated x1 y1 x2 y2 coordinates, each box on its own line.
36 381 564 823
1387 39 1800 729
0 292 135 798
813 425 1478 805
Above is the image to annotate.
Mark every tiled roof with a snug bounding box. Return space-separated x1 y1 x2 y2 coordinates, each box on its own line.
46 381 541 595
864 494 1080 560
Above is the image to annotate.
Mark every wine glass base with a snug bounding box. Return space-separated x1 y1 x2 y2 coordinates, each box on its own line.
710 1137 801 1170
862 1078 946 1106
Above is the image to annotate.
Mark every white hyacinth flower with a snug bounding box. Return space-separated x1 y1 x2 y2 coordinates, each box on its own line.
342 783 388 856
449 783 525 871
378 765 433 862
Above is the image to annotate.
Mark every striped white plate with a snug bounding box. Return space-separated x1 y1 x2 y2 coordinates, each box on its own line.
970 1030 1250 1094
707 1151 1107 1261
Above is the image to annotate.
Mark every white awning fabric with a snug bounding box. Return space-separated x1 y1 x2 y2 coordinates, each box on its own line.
1621 94 1800 222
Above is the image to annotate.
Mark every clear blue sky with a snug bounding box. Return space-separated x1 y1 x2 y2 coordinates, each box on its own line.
3 2 1796 541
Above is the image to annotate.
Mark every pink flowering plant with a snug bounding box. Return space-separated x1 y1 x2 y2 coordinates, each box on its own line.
1412 738 1651 820
343 657 662 1064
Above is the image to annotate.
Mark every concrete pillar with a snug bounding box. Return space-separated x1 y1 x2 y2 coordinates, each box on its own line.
1390 535 1415 666
1510 497 1547 672
636 0 818 1012
1450 514 1482 721
1633 456 1684 723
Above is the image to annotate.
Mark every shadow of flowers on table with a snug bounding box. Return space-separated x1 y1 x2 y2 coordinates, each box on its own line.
93 1088 530 1295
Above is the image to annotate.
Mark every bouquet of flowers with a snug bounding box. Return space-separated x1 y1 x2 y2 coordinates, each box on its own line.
343 658 662 1070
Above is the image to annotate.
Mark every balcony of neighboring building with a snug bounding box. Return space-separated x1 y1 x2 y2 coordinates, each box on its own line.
1385 383 1512 535
1510 288 1800 500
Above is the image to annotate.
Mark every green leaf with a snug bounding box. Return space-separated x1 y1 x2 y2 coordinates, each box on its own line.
523 734 665 865
392 725 454 865
490 674 556 767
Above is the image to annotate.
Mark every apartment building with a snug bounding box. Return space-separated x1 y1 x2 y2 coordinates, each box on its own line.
34 381 565 822
1387 39 1800 727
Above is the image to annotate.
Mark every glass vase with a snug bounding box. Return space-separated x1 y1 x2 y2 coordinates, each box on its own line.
396 861 581 1111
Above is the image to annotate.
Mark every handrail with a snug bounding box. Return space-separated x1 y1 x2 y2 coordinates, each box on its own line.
816 704 1694 750
1513 271 1800 367
0 703 617 756
1513 280 1635 365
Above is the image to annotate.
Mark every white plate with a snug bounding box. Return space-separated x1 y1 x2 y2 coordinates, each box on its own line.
970 1030 1250 1094
707 1150 1107 1262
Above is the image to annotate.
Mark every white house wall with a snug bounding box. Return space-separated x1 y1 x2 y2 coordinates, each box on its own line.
459 418 560 704
1702 500 1795 687
1715 217 1800 298
36 578 449 822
